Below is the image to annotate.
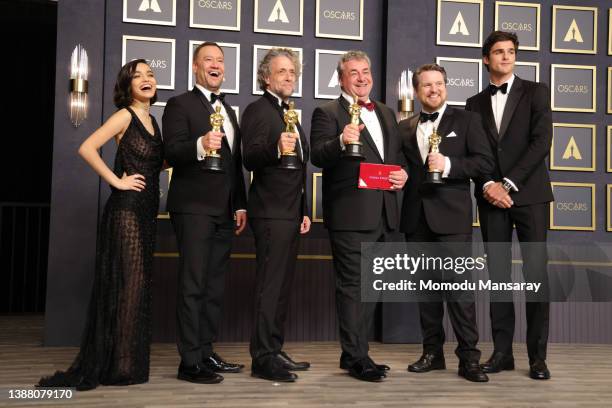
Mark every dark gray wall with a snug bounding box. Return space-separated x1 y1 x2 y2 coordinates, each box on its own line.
44 0 106 345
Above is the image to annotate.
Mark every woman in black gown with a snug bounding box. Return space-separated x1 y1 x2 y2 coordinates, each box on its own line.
38 59 163 391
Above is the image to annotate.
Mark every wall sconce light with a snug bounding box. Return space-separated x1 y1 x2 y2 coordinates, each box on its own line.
397 69 414 121
69 44 88 128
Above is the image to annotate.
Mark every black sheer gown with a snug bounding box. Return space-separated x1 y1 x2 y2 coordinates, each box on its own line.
38 107 163 391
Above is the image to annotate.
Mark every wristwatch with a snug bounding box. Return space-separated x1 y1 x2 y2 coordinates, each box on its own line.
502 180 513 192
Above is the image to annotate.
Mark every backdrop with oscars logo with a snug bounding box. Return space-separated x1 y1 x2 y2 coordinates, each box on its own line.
46 0 612 346
384 0 612 344
46 0 384 346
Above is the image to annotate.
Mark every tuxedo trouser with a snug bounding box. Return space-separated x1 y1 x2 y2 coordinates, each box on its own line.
328 216 393 366
249 218 300 362
171 212 234 366
405 206 481 363
479 202 550 362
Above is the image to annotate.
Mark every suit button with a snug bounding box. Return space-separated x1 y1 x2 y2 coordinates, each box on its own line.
497 148 502 152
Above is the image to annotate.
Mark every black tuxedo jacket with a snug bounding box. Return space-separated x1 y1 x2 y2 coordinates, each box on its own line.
465 76 553 206
310 96 405 231
399 106 494 235
162 87 247 215
241 91 309 220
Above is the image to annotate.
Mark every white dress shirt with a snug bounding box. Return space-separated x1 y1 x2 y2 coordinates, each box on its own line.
195 84 235 161
340 91 385 161
491 74 515 134
485 74 518 192
417 103 451 178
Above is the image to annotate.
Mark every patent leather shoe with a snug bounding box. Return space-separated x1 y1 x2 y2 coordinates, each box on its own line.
407 353 446 373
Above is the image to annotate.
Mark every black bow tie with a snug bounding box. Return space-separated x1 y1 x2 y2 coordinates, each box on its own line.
210 92 226 104
419 111 439 123
281 101 290 111
489 83 508 95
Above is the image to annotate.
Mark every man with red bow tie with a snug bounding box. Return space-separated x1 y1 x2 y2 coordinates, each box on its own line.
310 50 408 382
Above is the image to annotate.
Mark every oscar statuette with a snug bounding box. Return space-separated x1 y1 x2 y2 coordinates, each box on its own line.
425 126 443 184
202 105 224 173
279 100 301 170
342 94 366 160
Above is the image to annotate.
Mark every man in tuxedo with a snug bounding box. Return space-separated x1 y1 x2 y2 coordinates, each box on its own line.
163 42 247 384
241 48 311 383
465 31 553 380
399 63 493 382
310 50 408 382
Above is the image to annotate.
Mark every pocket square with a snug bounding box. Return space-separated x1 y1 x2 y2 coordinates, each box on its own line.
446 131 458 138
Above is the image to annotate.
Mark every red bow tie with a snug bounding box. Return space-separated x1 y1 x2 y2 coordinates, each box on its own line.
357 100 375 111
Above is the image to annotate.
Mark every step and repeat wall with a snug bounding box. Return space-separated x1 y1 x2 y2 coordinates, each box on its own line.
100 0 386 343
384 0 612 343
46 0 611 345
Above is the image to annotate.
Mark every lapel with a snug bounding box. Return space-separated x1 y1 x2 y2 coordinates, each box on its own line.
263 90 285 121
222 100 240 154
297 120 309 163
373 102 391 163
192 86 234 153
192 86 214 115
479 90 500 142
405 114 422 165
498 76 523 140
436 106 454 141
429 106 454 167
264 91 309 163
338 95 383 163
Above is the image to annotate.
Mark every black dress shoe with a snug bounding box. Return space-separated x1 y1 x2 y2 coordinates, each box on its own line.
348 358 385 382
340 354 390 373
480 352 515 373
458 361 489 382
252 357 298 382
202 352 244 373
276 351 310 371
177 362 224 384
407 353 446 373
529 359 551 380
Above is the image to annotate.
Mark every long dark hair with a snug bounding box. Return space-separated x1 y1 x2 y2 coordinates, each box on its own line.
113 59 158 108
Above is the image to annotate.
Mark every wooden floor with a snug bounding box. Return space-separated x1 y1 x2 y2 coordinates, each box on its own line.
1 316 612 407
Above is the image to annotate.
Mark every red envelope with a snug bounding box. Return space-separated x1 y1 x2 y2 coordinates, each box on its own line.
358 163 402 190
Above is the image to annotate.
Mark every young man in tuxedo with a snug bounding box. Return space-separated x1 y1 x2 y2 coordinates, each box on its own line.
241 48 311 383
465 31 553 380
163 42 247 384
310 50 408 382
399 63 493 382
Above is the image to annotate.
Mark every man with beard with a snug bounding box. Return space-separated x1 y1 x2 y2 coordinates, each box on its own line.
399 63 493 382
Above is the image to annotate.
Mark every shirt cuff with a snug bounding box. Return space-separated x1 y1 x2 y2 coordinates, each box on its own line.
196 137 206 161
339 133 346 151
442 157 451 178
235 209 247 213
482 181 495 191
503 178 519 192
